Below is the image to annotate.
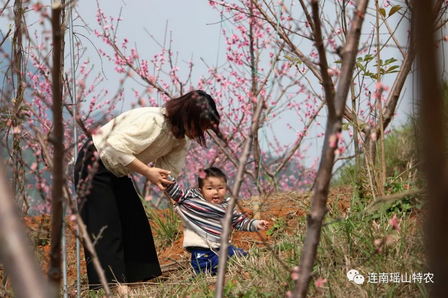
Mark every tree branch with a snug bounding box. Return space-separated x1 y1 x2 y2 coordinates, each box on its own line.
0 158 52 298
293 1 370 296
48 2 64 291
214 96 266 298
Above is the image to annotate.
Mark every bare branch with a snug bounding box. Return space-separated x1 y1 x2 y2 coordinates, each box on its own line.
376 42 416 134
214 96 266 298
363 189 424 213
252 1 322 82
294 0 370 296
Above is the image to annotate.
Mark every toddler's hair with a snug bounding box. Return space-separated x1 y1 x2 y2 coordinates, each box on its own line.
198 167 227 188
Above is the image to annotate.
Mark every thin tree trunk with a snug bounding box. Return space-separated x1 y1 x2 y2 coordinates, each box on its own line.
12 0 27 213
293 0 369 296
214 96 266 298
375 0 386 195
0 158 52 297
48 1 64 292
249 3 263 195
349 85 360 185
34 129 112 296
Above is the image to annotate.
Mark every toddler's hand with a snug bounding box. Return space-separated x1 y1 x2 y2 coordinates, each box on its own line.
257 220 269 231
146 167 173 190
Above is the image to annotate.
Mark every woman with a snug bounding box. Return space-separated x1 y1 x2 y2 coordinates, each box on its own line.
74 90 224 288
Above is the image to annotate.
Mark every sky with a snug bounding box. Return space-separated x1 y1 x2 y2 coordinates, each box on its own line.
70 0 418 167
1 0 443 169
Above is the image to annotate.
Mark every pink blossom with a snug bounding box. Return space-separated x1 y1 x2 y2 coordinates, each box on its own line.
290 266 300 280
327 67 340 76
198 168 206 179
389 214 400 230
13 126 21 134
32 2 44 12
374 238 382 247
131 48 139 59
374 238 382 253
315 276 328 288
386 235 393 245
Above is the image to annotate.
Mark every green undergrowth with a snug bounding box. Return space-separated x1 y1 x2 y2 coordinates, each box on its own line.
146 205 182 250
82 188 427 298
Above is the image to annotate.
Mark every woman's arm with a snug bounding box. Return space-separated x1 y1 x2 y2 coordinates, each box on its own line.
126 158 173 190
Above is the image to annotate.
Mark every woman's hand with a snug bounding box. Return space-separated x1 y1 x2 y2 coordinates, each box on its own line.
125 158 174 191
257 220 269 231
145 167 174 190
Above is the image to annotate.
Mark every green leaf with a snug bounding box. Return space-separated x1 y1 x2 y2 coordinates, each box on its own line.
366 72 378 80
356 62 366 72
389 5 402 17
364 54 374 62
386 65 400 73
342 123 349 131
385 57 398 65
284 55 300 64
379 8 386 18
334 59 342 64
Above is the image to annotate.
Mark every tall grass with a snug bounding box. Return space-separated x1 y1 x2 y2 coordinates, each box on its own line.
142 198 182 250
333 118 421 189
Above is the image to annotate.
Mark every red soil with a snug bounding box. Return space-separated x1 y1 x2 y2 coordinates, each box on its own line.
0 186 353 293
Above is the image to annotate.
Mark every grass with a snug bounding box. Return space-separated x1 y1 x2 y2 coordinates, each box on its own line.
144 201 182 250
80 184 427 298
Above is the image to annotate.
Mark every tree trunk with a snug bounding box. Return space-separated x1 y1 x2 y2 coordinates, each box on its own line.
293 0 370 296
0 159 52 297
416 0 448 296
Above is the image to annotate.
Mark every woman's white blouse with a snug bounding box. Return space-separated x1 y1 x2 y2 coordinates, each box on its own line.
92 107 189 178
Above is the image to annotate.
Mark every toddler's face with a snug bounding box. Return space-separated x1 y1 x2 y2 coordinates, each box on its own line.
199 177 227 204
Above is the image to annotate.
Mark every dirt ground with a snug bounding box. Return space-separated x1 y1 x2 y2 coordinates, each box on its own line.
0 186 353 293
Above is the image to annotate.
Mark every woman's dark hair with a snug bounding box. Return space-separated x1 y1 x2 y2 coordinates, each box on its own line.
164 90 224 147
198 167 228 188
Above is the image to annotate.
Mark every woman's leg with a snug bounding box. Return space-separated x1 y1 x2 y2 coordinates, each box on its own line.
74 141 127 288
114 176 162 282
